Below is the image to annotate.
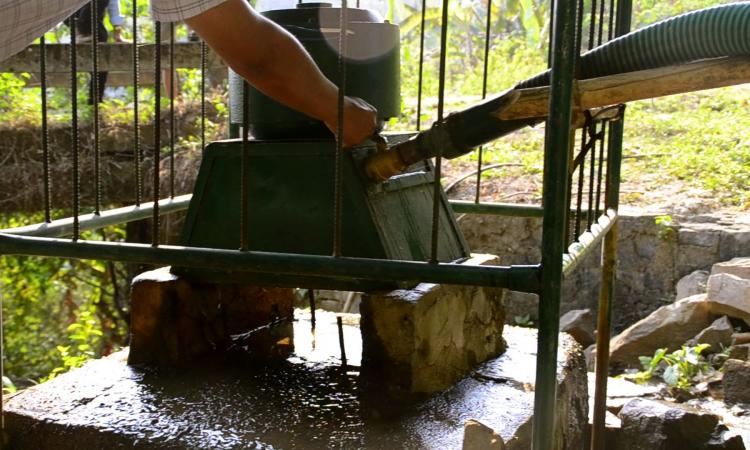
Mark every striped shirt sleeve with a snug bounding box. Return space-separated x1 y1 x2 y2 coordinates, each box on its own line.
150 0 230 22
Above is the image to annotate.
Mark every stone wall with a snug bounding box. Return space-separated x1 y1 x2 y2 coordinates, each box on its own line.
459 210 750 332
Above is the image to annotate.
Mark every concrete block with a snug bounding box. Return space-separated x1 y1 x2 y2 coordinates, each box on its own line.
360 254 506 395
128 267 295 367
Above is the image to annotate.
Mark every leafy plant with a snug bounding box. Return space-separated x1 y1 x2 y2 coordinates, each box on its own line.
655 215 676 240
625 344 713 390
514 314 534 327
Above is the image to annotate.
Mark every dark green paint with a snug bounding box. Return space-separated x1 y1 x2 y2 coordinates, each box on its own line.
174 137 468 289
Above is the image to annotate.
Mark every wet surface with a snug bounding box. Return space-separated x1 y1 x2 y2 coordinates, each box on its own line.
5 315 578 450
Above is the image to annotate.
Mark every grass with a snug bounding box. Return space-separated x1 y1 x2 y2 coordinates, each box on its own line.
434 84 750 213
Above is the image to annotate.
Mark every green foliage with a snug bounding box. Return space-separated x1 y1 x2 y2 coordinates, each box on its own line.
624 344 713 390
514 314 534 327
1 215 129 387
655 215 675 240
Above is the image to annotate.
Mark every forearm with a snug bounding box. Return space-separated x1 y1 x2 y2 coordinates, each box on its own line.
186 0 339 125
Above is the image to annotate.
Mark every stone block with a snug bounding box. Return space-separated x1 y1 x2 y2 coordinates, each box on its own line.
609 295 714 370
723 359 750 405
615 398 720 450
128 267 295 367
560 309 595 347
692 316 734 354
676 270 709 300
711 257 750 280
727 344 750 361
706 273 750 326
463 419 505 450
360 254 506 395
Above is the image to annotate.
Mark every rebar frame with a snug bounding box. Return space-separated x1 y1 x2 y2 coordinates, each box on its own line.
0 2 634 449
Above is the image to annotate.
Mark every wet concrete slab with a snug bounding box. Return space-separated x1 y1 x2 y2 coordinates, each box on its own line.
4 313 586 449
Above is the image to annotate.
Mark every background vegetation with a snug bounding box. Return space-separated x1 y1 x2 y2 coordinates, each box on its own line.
1 0 747 392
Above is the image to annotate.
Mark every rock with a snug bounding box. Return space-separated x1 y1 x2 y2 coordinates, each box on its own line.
560 309 596 347
712 258 750 280
463 419 505 450
128 267 295 367
360 254 506 395
584 345 597 372
723 359 750 405
733 333 750 346
728 344 750 361
706 274 750 326
586 373 660 416
677 270 710 300
615 398 720 450
609 295 714 370
693 316 735 354
705 425 747 450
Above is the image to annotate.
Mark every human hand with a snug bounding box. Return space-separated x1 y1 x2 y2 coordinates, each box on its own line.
325 96 378 148
113 26 128 43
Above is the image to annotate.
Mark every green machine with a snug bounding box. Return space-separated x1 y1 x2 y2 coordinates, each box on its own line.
176 3 469 290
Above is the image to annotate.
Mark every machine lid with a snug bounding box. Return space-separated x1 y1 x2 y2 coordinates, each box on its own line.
262 2 385 27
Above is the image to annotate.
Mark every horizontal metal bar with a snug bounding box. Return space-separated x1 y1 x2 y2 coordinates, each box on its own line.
562 209 618 276
450 200 544 217
0 233 542 292
2 195 192 238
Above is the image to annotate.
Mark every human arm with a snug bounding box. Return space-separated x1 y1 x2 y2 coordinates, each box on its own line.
184 0 377 147
107 1 126 41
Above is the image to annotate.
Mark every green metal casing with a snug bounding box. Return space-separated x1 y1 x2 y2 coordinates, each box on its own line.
174 136 469 290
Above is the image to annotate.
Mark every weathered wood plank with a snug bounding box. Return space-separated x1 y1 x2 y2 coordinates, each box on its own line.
495 56 750 121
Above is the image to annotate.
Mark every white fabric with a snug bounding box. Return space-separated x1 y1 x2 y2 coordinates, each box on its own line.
0 0 229 62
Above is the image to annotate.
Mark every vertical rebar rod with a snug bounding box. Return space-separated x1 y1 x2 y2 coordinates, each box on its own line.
92 0 102 214
534 0 578 448
607 0 616 41
587 127 597 230
152 21 162 247
597 0 606 46
475 0 493 204
332 0 349 258
337 316 347 367
595 129 606 219
429 0 450 264
574 127 587 240
71 16 81 241
591 2 631 448
169 22 176 199
588 0 597 50
1 289 4 440
308 289 317 329
133 0 142 206
40 35 52 223
200 41 207 152
240 82 250 252
415 0 427 131
564 130 578 246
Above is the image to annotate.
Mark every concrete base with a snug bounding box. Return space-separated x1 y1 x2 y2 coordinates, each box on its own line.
4 322 587 450
128 267 295 367
360 254 506 395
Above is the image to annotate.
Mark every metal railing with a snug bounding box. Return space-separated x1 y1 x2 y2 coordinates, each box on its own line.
0 1 633 449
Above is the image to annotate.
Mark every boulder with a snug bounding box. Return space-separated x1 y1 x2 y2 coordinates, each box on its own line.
609 295 714 370
360 254 506 395
728 344 750 361
733 333 750 346
706 274 750 326
463 419 505 450
723 359 750 405
692 316 734 354
560 309 596 347
677 270 710 300
615 398 720 450
711 257 750 280
128 268 295 367
705 425 747 450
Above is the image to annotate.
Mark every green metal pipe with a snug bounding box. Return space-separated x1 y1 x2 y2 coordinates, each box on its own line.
533 0 579 448
449 200 544 217
0 233 542 292
1 195 192 238
562 209 618 276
